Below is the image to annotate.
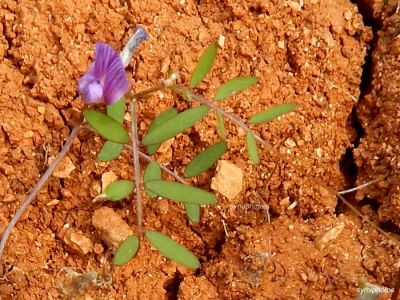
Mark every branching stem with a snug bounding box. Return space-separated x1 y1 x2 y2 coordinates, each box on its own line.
172 87 266 145
125 145 188 185
129 101 143 233
0 123 82 269
129 84 164 100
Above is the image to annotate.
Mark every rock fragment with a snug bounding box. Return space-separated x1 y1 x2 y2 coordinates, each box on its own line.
92 207 132 248
101 171 117 192
61 227 93 255
51 156 76 178
0 213 8 235
211 160 243 200
318 222 345 249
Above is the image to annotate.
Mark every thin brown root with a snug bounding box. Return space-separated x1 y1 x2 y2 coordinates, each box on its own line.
255 192 272 261
338 175 388 195
0 123 82 272
222 219 230 238
320 183 400 247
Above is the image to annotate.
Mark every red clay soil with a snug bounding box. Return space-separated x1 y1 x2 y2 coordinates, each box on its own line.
355 0 399 24
355 12 400 229
0 0 399 299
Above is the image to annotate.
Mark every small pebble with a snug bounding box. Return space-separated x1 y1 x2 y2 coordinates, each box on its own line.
61 228 93 255
211 160 243 200
318 222 345 249
101 171 117 192
218 35 225 48
92 207 133 248
50 156 76 178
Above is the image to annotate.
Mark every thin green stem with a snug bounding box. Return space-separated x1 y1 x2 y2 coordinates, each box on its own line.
130 101 143 233
0 124 82 270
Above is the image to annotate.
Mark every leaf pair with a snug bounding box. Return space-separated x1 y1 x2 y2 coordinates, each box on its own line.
180 141 227 222
144 161 215 222
113 231 199 269
189 42 258 98
245 102 299 164
83 98 127 162
145 108 178 155
214 77 258 140
84 107 128 144
142 105 210 147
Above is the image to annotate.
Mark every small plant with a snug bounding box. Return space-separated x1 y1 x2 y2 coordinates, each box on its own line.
0 26 298 269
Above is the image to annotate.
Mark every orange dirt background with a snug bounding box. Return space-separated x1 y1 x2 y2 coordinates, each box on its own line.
0 0 399 299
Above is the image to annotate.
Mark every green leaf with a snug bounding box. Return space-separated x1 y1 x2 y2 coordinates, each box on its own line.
142 105 210 145
184 141 227 177
95 180 134 202
249 103 298 124
145 231 200 269
215 112 226 139
144 161 161 198
145 180 217 205
113 235 140 266
214 77 257 101
246 133 260 165
185 203 200 223
146 108 178 155
189 43 218 88
84 108 130 144
96 98 126 162
107 97 125 124
98 141 124 162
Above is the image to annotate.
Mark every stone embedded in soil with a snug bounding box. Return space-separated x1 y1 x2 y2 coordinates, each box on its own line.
101 171 118 192
356 0 398 23
50 156 76 178
46 199 60 206
90 181 101 197
2 194 14 202
92 207 133 248
93 243 104 254
158 138 174 154
318 222 345 249
60 227 93 255
211 160 243 200
0 213 8 235
178 275 219 299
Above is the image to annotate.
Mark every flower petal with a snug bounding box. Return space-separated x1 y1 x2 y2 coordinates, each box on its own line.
92 43 118 80
120 26 148 67
78 74 103 104
102 54 129 105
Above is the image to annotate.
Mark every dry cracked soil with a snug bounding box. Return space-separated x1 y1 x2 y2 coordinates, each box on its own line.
0 0 400 299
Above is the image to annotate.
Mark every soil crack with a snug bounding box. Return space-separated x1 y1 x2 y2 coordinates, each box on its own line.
164 270 183 300
338 1 381 195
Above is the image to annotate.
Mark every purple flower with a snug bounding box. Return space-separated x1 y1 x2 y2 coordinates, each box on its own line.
78 43 129 105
